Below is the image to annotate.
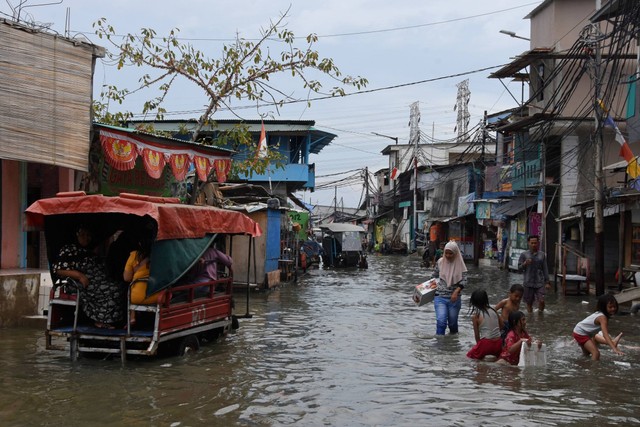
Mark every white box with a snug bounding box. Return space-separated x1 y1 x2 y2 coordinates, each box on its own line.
413 279 436 307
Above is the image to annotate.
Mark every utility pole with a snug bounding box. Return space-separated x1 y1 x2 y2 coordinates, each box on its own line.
474 112 487 266
334 185 338 223
365 166 370 219
365 166 371 246
409 102 421 251
594 21 605 296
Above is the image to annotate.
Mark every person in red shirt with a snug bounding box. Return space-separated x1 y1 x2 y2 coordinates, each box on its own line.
497 311 541 365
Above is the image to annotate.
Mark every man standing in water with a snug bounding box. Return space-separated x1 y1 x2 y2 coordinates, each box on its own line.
518 235 551 313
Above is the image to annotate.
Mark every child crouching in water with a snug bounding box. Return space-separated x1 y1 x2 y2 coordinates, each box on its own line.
497 311 541 365
573 293 624 361
467 289 503 360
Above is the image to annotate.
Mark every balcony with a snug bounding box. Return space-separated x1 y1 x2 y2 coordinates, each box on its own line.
511 158 542 190
238 163 316 190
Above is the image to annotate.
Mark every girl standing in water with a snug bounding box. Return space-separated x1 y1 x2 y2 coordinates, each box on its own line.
467 289 503 360
429 240 467 335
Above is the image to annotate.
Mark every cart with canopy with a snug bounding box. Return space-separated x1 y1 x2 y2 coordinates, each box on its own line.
25 192 261 362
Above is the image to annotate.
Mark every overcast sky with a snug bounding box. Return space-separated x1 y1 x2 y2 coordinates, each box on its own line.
1 0 541 207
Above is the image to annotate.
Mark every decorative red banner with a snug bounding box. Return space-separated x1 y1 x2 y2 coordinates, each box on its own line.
100 133 138 171
213 158 232 183
141 148 166 179
169 153 190 181
98 128 233 183
194 155 214 182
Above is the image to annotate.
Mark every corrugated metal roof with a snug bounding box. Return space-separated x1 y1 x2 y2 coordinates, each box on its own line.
95 123 236 154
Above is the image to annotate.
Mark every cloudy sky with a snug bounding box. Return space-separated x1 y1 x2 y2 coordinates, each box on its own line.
1 0 541 207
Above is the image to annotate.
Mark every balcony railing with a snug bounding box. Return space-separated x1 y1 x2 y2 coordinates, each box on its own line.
238 163 315 188
511 158 542 190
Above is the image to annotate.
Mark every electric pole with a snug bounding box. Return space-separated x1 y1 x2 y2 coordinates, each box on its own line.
592 20 605 295
410 101 421 251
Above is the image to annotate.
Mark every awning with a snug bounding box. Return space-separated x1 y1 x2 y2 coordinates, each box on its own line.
488 48 553 79
25 193 262 240
494 197 538 218
428 213 474 223
288 191 313 211
320 223 365 233
496 113 556 132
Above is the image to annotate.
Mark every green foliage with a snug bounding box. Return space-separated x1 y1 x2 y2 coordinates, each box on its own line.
91 11 367 195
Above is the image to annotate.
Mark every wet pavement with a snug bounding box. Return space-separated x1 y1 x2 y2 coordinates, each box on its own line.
1 254 639 426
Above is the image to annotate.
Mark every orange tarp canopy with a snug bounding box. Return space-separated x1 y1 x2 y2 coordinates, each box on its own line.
25 193 262 240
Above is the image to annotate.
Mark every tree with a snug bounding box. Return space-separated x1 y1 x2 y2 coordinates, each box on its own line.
93 10 368 201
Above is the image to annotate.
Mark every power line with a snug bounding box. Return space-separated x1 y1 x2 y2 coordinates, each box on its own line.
126 63 510 119
63 2 541 42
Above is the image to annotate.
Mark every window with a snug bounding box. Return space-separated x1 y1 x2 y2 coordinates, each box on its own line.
537 63 545 102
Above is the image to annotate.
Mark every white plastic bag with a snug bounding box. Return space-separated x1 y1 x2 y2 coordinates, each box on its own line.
518 342 547 367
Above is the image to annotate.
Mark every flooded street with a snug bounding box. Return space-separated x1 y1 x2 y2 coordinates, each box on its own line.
2 254 640 426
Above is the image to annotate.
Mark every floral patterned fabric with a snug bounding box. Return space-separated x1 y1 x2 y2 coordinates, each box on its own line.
52 243 125 325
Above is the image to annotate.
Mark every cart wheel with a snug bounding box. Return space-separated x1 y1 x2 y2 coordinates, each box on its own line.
177 335 200 356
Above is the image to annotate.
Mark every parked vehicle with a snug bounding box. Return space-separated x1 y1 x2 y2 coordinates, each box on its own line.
25 192 261 362
319 223 368 268
300 239 323 269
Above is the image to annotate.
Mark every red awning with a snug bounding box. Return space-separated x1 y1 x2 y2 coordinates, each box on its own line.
24 193 262 240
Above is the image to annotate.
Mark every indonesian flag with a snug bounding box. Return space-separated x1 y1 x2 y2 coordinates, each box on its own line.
390 167 398 180
256 121 268 159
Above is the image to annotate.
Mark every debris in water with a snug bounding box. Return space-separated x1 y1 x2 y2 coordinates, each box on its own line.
214 404 240 416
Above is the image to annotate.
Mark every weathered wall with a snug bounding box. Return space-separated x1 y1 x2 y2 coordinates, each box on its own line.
0 273 40 327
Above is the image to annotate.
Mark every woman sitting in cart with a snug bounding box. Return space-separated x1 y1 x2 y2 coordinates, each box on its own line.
184 239 233 289
51 225 125 329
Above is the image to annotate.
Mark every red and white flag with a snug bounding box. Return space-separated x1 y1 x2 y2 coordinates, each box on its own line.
390 167 398 180
599 99 639 178
256 121 268 159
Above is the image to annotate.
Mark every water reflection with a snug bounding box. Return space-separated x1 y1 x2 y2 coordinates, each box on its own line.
0 254 639 426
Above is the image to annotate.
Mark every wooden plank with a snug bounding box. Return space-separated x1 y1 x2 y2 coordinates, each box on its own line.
615 287 640 304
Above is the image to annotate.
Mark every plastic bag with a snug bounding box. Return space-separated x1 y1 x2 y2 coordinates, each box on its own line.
518 342 547 367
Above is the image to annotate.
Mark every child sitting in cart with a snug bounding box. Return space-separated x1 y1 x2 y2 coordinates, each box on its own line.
124 233 159 325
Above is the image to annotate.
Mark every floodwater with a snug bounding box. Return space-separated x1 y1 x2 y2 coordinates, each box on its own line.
1 255 640 426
